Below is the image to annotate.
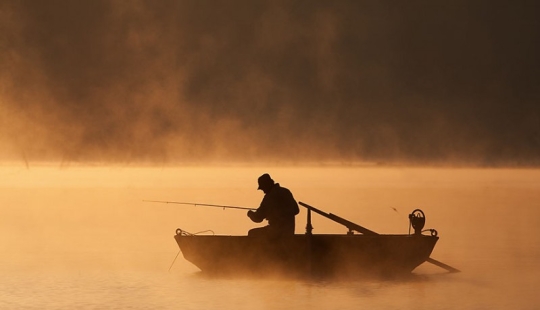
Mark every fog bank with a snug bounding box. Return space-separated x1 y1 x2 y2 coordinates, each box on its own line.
1 1 539 165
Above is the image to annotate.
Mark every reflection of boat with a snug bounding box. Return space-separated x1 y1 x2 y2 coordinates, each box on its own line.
174 202 452 278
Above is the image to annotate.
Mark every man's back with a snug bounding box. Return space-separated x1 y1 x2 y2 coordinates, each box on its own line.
259 184 299 227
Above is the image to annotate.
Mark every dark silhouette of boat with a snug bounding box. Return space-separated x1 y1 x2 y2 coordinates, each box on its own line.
173 202 457 278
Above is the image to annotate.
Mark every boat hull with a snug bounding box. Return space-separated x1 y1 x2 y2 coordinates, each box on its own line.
174 233 438 278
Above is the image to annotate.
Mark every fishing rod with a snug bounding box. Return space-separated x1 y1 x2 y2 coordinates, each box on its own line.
143 200 256 211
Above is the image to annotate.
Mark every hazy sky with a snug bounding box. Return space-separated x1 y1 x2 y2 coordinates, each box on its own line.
1 0 539 165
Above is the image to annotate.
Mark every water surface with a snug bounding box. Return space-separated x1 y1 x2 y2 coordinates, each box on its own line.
1 165 539 309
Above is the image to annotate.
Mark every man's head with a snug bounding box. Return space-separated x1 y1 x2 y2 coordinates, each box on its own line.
257 173 275 193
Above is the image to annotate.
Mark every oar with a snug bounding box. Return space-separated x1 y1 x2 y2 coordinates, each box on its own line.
426 258 460 273
299 201 460 273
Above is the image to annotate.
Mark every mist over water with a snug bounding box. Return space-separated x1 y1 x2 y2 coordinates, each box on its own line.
2 2 540 308
1 165 539 309
2 1 540 308
1 1 539 165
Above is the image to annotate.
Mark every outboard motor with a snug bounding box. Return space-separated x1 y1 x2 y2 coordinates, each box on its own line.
409 209 425 235
408 209 438 236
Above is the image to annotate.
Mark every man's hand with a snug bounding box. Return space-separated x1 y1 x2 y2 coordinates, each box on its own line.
247 210 263 223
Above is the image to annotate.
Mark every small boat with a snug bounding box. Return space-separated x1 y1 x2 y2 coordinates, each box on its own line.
173 202 456 278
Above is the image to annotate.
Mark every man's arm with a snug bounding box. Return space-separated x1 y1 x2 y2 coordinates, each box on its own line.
247 196 269 223
247 210 265 223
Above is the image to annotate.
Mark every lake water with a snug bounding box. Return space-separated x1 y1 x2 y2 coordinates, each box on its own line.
1 165 539 309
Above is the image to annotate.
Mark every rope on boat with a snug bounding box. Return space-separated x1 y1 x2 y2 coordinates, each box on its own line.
168 250 181 272
175 228 215 236
169 228 215 272
422 229 438 237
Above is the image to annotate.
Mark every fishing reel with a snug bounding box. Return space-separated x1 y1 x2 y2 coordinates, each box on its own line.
408 209 438 236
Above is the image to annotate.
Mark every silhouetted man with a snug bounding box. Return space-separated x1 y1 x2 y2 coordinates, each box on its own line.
247 173 299 237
